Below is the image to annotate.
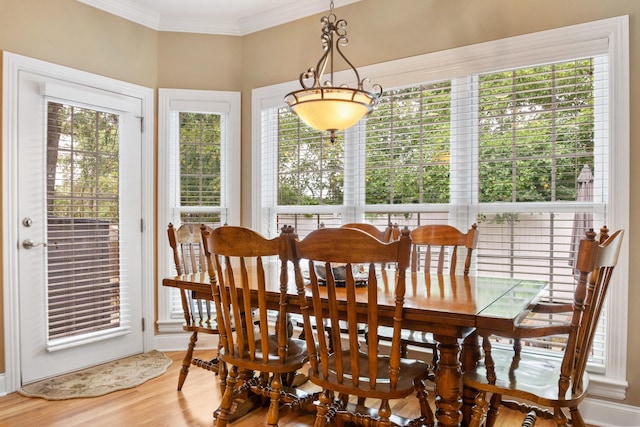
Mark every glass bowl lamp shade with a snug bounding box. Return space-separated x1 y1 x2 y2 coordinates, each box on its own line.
284 1 382 142
284 87 376 134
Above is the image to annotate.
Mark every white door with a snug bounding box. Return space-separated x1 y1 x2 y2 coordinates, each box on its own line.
17 71 144 383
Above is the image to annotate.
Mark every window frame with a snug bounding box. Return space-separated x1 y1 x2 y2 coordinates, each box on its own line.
252 16 629 399
157 88 241 334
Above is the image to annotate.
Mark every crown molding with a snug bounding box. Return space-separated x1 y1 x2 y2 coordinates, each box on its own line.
78 0 362 36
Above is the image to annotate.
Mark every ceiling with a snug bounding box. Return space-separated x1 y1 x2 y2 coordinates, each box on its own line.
78 0 362 36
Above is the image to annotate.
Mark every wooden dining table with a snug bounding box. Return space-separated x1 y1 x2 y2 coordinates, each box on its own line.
163 266 546 427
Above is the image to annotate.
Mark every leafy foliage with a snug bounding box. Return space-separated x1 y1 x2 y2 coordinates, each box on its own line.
276 58 596 209
179 113 222 206
47 103 120 221
478 59 595 203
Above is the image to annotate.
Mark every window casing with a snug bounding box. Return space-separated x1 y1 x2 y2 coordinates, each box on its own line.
252 17 629 399
157 89 241 332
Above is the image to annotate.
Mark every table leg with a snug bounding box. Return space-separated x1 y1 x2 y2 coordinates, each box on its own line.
433 334 463 427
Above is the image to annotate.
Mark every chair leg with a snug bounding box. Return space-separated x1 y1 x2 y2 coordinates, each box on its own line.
468 390 488 427
215 365 239 427
569 406 586 427
177 331 198 390
196 298 204 321
462 385 477 426
431 342 439 366
413 375 435 426
482 336 496 384
218 359 228 395
326 326 335 354
513 338 522 357
426 342 439 382
522 410 537 427
314 389 333 427
400 341 408 358
266 373 282 427
487 393 501 427
377 399 392 424
553 408 568 426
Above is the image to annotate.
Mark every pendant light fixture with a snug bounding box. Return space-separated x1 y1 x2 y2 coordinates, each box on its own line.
284 0 382 142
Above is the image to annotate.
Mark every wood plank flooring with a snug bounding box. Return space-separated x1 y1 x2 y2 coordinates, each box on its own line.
0 350 598 426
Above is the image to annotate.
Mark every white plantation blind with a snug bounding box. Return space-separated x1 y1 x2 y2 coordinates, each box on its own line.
473 57 609 367
270 106 346 236
169 111 225 226
364 81 455 205
46 102 124 341
266 81 459 237
168 111 225 316
158 89 241 324
260 52 610 367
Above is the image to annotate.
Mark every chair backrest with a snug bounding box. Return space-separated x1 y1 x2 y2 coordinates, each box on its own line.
168 222 209 275
340 222 399 243
167 223 215 329
564 227 623 396
202 225 290 364
410 223 478 275
288 226 412 391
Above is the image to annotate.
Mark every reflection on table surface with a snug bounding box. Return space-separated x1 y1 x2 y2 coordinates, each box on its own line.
164 264 546 333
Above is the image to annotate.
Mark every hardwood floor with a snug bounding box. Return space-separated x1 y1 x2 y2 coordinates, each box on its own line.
0 350 598 426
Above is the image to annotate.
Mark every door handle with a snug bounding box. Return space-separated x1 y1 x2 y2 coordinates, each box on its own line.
22 239 48 249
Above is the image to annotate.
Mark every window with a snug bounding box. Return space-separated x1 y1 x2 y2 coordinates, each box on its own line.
47 103 123 342
474 59 607 365
157 89 240 332
253 17 629 399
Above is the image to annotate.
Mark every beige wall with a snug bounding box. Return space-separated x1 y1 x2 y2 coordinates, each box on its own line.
157 32 243 90
0 0 638 408
0 0 158 88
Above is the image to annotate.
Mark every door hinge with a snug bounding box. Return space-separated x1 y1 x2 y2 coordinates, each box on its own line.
139 116 144 132
142 317 145 332
141 218 144 232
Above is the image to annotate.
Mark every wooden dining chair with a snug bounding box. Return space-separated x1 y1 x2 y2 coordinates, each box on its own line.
463 227 624 427
167 223 220 391
288 226 433 426
378 223 479 371
297 222 399 350
202 225 313 427
409 223 479 276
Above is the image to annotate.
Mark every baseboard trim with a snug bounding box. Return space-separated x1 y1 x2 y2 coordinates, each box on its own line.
154 332 217 352
582 397 640 427
0 373 6 397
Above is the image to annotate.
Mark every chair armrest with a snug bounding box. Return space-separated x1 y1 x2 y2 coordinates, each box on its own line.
512 322 572 339
530 302 573 313
172 279 213 301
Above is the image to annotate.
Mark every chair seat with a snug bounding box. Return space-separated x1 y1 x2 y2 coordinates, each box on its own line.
463 347 588 407
183 319 219 334
309 350 430 400
219 336 308 374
